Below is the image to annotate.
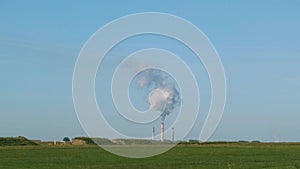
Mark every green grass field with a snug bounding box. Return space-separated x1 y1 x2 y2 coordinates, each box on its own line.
1 143 300 169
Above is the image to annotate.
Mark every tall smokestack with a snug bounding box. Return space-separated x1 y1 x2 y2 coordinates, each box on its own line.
152 127 155 140
172 127 174 142
160 121 164 142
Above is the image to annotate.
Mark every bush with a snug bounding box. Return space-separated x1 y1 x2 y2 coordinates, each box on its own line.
189 140 200 144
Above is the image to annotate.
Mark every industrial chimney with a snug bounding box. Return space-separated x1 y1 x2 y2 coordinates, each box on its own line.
160 121 164 142
152 127 155 140
171 127 174 142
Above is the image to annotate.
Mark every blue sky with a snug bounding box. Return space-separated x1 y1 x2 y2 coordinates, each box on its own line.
0 0 300 141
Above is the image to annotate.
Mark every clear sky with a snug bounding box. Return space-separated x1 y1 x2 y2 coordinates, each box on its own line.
0 0 300 142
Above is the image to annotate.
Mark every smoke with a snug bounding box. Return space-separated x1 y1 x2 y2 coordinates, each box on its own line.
135 69 180 121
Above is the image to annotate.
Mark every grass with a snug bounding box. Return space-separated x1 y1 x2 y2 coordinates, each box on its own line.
0 143 300 169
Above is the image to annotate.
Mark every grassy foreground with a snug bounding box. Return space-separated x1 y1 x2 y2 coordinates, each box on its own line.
0 143 300 169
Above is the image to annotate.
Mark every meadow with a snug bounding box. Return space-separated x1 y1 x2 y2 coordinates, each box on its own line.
0 143 300 169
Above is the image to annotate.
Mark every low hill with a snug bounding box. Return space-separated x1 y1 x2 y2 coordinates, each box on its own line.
73 137 114 145
0 136 37 146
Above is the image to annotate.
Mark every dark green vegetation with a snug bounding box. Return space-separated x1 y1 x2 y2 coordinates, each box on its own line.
0 136 37 146
0 143 300 169
74 137 171 145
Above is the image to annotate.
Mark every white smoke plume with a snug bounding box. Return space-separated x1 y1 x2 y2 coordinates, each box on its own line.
135 69 180 121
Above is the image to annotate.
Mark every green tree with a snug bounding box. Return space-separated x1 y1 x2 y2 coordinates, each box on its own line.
62 137 70 142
